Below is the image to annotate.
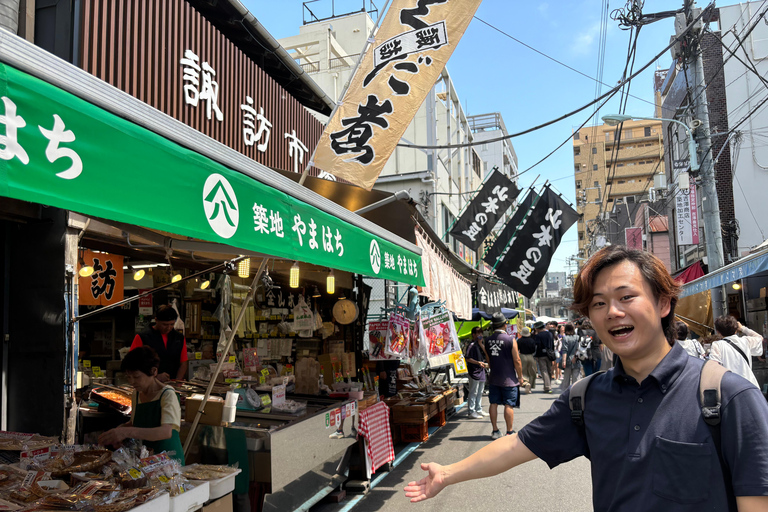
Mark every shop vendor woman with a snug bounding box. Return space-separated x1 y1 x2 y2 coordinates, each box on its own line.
98 346 185 464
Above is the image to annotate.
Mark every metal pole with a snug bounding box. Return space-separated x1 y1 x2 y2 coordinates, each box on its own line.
688 1 726 318
182 258 269 457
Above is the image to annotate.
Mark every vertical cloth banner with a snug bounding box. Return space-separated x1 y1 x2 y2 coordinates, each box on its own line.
449 169 520 249
675 186 699 246
414 228 472 320
312 0 482 190
493 186 578 297
475 276 517 315
483 189 537 268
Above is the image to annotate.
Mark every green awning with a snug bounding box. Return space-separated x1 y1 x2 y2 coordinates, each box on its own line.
0 61 424 285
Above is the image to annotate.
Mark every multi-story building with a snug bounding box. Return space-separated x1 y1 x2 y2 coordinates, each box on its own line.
278 6 485 267
572 119 665 262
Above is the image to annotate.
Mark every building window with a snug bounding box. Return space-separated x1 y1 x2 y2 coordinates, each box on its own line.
618 180 625 184
574 147 580 156
579 232 584 240
594 181 599 187
617 163 624 167
624 129 633 139
593 164 598 171
576 180 582 189
592 147 597 154
574 132 580 140
605 133 611 142
644 126 651 137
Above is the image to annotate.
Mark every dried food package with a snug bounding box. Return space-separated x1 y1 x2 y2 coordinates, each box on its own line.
367 320 394 361
420 310 459 357
383 313 410 359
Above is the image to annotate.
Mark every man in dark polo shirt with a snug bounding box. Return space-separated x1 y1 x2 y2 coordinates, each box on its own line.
405 246 768 511
465 326 489 419
130 305 188 382
485 313 524 439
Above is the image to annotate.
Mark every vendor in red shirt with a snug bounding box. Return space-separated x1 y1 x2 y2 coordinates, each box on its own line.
130 305 188 382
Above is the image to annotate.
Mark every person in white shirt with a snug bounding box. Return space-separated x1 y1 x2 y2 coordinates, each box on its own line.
710 315 764 388
675 321 705 359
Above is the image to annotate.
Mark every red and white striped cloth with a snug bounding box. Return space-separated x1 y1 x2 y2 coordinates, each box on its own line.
357 401 395 475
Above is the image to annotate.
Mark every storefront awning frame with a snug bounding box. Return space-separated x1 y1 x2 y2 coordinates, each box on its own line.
0 31 422 282
680 245 768 298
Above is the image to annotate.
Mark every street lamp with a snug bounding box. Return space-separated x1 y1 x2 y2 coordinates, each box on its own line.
601 114 699 171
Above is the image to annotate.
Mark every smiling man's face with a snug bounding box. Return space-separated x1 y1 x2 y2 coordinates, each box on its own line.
588 260 671 362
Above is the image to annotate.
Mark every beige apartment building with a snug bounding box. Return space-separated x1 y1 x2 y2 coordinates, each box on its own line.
573 119 664 258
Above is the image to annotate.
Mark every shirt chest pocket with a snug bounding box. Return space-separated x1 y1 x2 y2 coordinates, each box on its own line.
651 437 712 504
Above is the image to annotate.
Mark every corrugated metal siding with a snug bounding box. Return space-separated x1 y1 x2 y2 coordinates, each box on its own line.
79 0 324 176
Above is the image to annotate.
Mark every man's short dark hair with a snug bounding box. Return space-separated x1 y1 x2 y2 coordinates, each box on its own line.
122 346 160 376
714 315 739 337
675 321 689 340
155 305 178 322
471 326 483 336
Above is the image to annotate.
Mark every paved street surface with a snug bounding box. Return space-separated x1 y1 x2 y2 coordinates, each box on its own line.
313 385 593 512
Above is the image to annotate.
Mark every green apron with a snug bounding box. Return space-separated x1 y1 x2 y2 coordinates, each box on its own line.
133 388 185 465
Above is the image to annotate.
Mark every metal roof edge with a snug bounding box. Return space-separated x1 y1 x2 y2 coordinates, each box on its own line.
0 30 420 257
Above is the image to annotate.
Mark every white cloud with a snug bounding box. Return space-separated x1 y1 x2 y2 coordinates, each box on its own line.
538 3 549 16
572 22 602 55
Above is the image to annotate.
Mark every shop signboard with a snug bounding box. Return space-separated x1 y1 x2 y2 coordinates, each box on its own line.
138 291 153 316
675 186 699 246
625 227 643 250
0 64 424 286
78 250 124 306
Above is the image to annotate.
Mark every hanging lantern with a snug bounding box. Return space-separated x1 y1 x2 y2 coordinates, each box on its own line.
238 258 251 278
290 262 300 288
327 270 335 294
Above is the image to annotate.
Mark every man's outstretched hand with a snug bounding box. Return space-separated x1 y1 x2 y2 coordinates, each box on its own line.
404 462 447 503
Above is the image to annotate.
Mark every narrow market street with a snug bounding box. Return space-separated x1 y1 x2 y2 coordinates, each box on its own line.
312 387 593 512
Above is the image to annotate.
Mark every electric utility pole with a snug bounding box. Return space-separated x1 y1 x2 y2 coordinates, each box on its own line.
683 1 726 318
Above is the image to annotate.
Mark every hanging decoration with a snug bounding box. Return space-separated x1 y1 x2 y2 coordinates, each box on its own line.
384 312 411 359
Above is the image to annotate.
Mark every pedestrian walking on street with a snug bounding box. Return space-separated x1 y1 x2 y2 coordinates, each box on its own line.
549 321 562 382
533 321 553 393
517 327 537 394
675 321 705 359
465 326 489 419
577 319 599 376
485 312 525 439
710 315 764 388
405 245 768 511
559 323 581 389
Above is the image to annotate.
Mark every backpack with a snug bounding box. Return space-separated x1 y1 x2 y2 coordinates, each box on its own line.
575 335 592 361
568 361 733 501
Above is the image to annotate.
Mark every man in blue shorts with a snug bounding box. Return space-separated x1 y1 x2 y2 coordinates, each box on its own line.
406 246 768 511
484 312 525 439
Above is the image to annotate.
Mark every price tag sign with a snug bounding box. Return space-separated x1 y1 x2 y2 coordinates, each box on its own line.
272 384 286 408
128 468 143 479
259 376 266 385
92 366 102 377
195 352 202 360
229 356 236 363
83 360 91 368
325 412 330 429
260 394 272 407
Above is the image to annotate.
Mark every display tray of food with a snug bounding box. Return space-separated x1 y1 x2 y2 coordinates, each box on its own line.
0 431 59 452
90 387 133 414
180 464 241 500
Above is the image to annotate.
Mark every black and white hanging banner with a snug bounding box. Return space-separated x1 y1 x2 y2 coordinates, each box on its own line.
483 189 536 268
494 186 578 297
450 169 520 250
475 276 517 315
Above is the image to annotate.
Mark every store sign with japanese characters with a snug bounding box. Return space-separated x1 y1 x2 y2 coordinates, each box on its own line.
78 250 124 306
484 190 537 269
475 277 517 316
675 186 699 246
312 0 482 190
0 64 423 285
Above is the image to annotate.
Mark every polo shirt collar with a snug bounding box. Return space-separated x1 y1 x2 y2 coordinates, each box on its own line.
612 342 688 392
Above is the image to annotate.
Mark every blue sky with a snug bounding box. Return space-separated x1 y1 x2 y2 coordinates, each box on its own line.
245 0 740 275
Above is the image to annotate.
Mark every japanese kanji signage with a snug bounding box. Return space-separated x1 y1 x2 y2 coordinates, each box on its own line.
493 187 578 297
625 227 643 250
675 186 699 246
474 276 517 316
78 250 124 306
483 189 537 268
312 0 482 190
0 64 423 285
450 170 520 250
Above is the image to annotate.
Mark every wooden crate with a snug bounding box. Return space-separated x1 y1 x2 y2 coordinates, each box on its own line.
400 422 429 443
428 410 447 427
392 401 429 424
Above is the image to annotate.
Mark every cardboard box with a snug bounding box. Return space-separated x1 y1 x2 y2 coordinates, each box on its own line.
202 493 232 512
184 395 224 426
761 287 767 298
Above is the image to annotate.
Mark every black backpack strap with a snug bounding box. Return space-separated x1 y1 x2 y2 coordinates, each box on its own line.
569 370 606 426
722 338 751 365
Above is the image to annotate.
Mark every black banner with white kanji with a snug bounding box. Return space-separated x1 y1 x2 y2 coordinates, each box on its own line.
474 276 517 315
483 189 536 268
493 186 578 297
450 170 520 250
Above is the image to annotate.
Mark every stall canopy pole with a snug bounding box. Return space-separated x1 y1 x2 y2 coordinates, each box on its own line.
182 258 269 458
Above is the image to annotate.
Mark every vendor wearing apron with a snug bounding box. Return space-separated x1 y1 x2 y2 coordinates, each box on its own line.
99 346 185 464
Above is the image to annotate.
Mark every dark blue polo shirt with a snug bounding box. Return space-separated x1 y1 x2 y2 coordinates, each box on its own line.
517 343 768 511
